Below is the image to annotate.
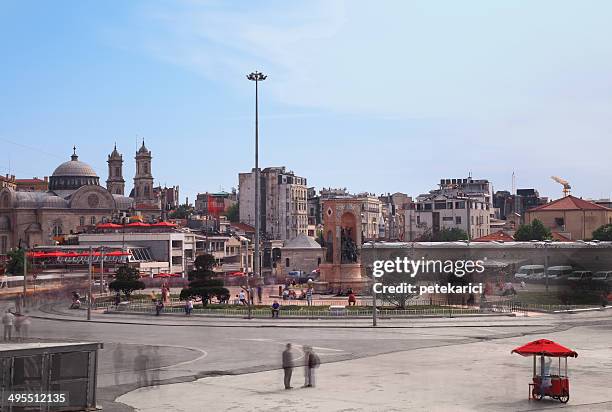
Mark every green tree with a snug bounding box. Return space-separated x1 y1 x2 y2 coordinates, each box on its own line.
592 224 612 241
419 227 468 242
109 266 145 298
179 254 229 305
514 219 552 241
6 249 25 275
168 204 193 219
226 202 239 222
434 227 468 241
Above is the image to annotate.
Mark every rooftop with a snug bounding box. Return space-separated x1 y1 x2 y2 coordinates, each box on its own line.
528 195 612 212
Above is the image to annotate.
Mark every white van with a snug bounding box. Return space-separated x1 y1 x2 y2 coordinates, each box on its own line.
546 266 574 280
514 265 545 280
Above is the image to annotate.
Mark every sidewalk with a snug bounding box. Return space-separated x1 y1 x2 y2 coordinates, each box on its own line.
117 325 612 411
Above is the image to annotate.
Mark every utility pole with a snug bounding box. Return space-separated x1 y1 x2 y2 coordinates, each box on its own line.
87 246 93 321
99 246 105 294
22 247 27 310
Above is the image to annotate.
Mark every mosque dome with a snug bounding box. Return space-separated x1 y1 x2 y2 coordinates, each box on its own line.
49 148 100 192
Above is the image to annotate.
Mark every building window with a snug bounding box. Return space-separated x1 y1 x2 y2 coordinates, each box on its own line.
79 216 85 226
434 202 447 210
424 203 432 211
455 216 462 224
90 216 96 225
554 217 565 227
285 258 290 267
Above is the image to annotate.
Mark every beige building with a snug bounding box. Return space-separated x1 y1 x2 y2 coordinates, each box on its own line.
354 193 383 241
280 233 324 276
239 166 308 240
407 194 490 240
525 195 612 240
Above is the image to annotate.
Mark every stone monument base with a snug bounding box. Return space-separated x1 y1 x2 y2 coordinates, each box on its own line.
319 263 369 293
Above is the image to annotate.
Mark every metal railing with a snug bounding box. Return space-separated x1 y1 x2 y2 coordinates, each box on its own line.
100 301 517 318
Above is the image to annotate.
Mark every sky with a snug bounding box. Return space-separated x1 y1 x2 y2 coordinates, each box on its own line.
1 0 612 202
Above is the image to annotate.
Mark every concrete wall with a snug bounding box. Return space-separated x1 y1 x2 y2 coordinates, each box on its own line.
361 241 612 275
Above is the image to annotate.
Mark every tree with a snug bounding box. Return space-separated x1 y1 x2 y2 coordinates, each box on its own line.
6 249 25 275
109 266 145 298
592 224 612 241
180 254 229 305
434 227 468 242
418 227 468 242
168 204 193 219
226 202 239 222
514 219 552 241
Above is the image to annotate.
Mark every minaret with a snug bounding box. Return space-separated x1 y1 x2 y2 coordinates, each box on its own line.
133 140 154 202
106 144 125 195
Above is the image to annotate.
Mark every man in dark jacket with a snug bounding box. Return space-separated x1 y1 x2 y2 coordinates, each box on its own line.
282 343 293 389
303 346 320 387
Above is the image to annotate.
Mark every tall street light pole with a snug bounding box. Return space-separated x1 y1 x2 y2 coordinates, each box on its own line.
247 71 267 286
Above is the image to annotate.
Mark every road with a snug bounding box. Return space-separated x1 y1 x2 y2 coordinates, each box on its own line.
2 300 611 411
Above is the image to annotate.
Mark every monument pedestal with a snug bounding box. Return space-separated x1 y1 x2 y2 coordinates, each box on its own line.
319 263 368 293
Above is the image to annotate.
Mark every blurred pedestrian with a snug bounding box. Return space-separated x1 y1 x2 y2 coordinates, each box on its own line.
348 291 356 306
2 309 15 341
185 298 193 316
271 300 280 318
113 343 124 386
257 285 263 304
134 347 149 387
155 300 164 316
239 290 247 305
114 292 121 307
306 285 313 306
303 346 320 388
282 343 293 389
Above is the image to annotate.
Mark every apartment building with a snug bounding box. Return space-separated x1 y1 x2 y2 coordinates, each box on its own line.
239 167 308 240
406 194 490 240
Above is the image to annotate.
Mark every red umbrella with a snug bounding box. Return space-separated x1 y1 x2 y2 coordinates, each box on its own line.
512 339 578 358
125 222 151 227
151 221 177 227
96 222 122 229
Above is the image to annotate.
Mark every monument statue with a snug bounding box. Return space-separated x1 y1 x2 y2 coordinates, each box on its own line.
341 227 359 263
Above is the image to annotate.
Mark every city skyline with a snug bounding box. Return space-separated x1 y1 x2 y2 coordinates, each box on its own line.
2 1 612 201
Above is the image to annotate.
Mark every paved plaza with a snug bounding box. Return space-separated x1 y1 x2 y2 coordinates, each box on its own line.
1 297 611 411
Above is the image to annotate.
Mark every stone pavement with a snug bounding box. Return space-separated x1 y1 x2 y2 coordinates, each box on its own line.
118 325 612 412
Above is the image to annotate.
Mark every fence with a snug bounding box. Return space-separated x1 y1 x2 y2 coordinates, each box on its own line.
99 299 520 318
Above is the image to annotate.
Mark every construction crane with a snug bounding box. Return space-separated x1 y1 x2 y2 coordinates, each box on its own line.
551 176 571 197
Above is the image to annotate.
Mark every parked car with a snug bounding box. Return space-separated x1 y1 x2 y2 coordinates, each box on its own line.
567 271 593 281
593 271 612 283
514 265 545 280
546 266 574 280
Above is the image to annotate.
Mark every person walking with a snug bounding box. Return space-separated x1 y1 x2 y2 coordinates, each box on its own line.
282 343 294 389
2 309 15 341
185 298 193 316
155 300 164 316
303 346 320 388
306 285 313 306
239 290 247 305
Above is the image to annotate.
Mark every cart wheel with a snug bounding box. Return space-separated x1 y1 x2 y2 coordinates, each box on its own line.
559 391 569 403
532 388 543 401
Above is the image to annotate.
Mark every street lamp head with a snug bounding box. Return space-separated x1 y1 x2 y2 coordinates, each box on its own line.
247 71 267 81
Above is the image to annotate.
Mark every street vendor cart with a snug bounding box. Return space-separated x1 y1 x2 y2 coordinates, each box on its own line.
511 339 578 403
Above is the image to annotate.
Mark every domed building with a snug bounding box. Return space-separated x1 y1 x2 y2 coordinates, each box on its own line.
0 145 161 252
